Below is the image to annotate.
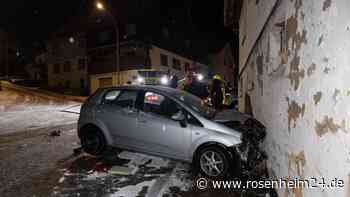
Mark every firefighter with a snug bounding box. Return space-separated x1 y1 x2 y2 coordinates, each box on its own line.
210 74 224 109
170 74 178 89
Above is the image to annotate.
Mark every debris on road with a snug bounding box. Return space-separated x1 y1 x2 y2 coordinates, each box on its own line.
73 147 83 156
91 161 111 173
58 177 65 183
53 151 192 197
109 165 137 176
49 130 61 137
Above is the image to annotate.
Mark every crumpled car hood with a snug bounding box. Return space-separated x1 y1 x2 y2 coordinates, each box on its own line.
213 109 251 123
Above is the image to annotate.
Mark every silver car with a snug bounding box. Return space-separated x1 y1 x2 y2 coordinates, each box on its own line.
78 85 254 178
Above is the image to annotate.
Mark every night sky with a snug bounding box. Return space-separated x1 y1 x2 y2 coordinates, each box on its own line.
0 0 231 60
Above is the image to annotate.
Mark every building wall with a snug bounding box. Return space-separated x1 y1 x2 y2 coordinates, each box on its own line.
47 33 88 92
211 43 236 84
90 70 140 94
47 57 88 89
239 0 350 196
90 72 117 94
0 29 19 76
239 0 277 69
88 42 149 75
0 29 6 76
149 45 192 79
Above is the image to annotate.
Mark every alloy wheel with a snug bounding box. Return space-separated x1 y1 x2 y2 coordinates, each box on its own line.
199 150 225 177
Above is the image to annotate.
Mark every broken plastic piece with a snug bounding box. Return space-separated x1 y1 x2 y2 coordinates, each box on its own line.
109 165 137 176
49 130 61 137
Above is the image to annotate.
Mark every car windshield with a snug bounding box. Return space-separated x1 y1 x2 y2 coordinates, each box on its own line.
138 71 165 78
171 90 216 119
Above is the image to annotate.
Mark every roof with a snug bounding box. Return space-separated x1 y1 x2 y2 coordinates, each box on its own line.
102 85 186 97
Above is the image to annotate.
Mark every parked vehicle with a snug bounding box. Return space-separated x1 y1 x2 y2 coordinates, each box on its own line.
78 85 265 178
132 70 170 86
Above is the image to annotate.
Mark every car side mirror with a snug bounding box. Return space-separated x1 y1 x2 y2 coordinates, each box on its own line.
171 111 187 128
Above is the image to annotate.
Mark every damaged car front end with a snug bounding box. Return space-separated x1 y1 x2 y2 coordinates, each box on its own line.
214 110 267 178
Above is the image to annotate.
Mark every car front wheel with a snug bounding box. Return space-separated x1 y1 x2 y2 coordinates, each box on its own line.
80 128 106 156
196 146 231 179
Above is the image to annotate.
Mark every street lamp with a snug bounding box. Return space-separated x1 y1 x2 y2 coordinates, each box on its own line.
95 1 120 85
96 2 104 10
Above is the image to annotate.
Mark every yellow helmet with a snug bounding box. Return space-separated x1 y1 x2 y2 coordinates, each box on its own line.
213 74 222 80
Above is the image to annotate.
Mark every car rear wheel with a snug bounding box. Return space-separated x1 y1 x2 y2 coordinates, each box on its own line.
80 128 106 156
196 146 230 179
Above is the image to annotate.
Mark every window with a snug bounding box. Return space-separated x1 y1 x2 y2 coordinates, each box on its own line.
78 58 86 70
65 80 71 88
172 58 181 70
64 61 71 72
53 63 60 74
126 51 136 56
187 113 203 127
98 31 112 44
184 62 190 71
114 90 139 108
142 91 181 119
103 90 121 103
80 78 85 89
99 77 112 88
160 54 168 66
78 39 86 48
172 90 216 119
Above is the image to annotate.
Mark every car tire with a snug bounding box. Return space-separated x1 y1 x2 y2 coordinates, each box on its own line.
80 127 106 156
195 146 231 179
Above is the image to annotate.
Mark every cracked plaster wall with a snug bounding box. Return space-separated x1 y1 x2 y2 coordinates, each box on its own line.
239 0 350 196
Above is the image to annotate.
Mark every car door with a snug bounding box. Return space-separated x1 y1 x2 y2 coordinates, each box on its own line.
96 89 140 147
136 91 191 159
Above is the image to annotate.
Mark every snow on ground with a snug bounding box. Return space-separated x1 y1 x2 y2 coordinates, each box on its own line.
0 89 76 112
61 104 82 114
109 180 156 197
0 106 80 135
0 89 81 135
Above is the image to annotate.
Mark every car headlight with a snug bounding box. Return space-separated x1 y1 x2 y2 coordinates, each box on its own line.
160 76 169 85
197 74 204 81
137 77 145 83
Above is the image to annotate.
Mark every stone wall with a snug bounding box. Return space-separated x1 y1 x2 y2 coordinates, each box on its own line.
239 0 350 196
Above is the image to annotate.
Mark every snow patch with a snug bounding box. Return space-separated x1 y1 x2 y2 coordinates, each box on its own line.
83 171 109 181
158 162 193 196
118 151 169 169
108 180 156 197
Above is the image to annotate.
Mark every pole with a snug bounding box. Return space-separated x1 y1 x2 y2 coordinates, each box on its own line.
97 2 120 86
5 35 8 79
106 10 120 86
115 22 120 85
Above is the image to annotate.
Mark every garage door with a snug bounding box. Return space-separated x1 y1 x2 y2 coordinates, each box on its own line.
99 77 113 88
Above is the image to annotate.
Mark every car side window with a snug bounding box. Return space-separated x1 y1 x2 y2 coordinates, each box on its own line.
142 91 181 119
114 90 138 108
103 90 121 104
186 113 203 127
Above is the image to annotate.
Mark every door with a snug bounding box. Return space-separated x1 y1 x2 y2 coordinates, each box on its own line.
136 91 191 159
96 89 140 147
99 77 112 88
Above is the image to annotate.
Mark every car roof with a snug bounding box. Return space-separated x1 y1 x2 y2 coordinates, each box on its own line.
102 85 183 97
